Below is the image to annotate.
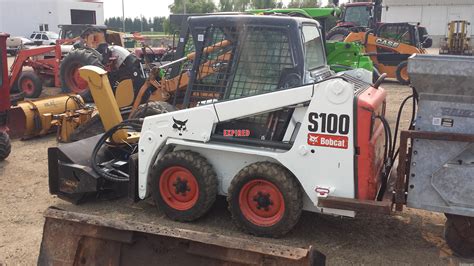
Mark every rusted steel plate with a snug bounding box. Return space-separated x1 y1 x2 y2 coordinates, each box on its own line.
39 207 325 266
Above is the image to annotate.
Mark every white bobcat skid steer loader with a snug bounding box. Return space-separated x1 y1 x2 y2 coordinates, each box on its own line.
46 15 386 256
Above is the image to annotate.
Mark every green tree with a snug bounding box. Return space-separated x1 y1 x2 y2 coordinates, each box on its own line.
251 0 277 9
169 0 216 14
219 0 233 11
287 0 319 8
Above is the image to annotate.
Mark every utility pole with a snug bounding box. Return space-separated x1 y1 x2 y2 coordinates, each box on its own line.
183 0 187 14
122 0 126 32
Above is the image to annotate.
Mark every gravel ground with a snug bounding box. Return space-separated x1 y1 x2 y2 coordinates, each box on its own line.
0 57 472 265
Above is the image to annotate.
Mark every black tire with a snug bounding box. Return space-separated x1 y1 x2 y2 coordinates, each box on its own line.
151 150 218 222
18 71 43 98
0 132 11 161
69 114 104 142
326 27 352 41
395 61 410 85
444 214 474 258
227 162 303 237
130 101 176 119
60 48 103 102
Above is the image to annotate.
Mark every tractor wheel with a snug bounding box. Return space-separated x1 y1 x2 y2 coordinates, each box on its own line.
60 48 103 102
18 71 43 98
228 162 303 237
326 27 352 41
0 132 11 161
151 150 218 222
130 101 176 119
395 61 410 85
444 214 474 258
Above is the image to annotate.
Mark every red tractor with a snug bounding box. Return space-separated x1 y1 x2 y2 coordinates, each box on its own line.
327 0 383 41
0 33 11 160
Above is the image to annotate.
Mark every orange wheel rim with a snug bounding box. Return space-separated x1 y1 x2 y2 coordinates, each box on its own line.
239 179 285 227
159 166 199 211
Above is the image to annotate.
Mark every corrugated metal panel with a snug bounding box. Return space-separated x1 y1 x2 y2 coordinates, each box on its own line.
384 0 474 6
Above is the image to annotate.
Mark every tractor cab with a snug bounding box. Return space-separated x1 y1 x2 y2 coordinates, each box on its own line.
375 23 432 49
339 0 382 29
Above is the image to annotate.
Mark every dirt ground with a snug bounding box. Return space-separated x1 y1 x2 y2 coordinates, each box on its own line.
0 68 473 265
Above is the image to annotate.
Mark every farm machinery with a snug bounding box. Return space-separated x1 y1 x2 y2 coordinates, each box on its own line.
439 20 473 56
248 7 375 76
326 0 383 41
43 15 474 260
344 22 432 84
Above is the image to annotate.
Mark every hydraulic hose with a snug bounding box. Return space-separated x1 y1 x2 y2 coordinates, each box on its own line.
91 119 144 183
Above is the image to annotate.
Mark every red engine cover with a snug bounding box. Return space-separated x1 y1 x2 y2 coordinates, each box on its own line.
356 86 387 200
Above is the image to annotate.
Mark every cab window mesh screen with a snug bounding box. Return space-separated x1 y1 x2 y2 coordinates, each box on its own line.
227 27 293 100
187 26 237 105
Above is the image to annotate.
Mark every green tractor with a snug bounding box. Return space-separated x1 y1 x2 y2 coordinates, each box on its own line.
248 7 375 77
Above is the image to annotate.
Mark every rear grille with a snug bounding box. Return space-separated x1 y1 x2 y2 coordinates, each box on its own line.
340 73 371 93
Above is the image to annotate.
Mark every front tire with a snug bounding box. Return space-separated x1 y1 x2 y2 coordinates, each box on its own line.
0 132 11 161
18 71 43 98
228 162 303 237
445 214 474 258
395 61 410 85
152 150 218 222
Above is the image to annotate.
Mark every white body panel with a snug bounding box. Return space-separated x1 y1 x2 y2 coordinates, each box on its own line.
139 79 357 217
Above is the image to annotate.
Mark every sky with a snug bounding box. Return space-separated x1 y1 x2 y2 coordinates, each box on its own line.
102 0 348 19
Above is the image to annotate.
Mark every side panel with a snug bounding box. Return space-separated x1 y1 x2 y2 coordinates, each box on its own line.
356 87 387 200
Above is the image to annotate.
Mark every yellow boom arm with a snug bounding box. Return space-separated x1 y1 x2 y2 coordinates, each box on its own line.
78 66 128 142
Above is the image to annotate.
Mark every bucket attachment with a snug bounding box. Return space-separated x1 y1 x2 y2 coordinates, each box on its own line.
39 207 325 265
48 135 127 204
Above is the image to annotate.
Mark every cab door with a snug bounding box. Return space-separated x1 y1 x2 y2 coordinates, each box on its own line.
374 23 415 66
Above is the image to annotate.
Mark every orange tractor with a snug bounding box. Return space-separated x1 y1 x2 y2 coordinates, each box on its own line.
345 23 432 84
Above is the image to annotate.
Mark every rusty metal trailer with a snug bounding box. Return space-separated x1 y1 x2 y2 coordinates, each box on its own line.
38 207 325 265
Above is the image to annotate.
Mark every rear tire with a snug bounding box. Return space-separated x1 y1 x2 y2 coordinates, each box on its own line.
151 150 218 222
395 61 410 85
326 27 352 41
444 214 474 258
228 162 302 237
18 71 43 98
60 48 103 102
0 132 11 161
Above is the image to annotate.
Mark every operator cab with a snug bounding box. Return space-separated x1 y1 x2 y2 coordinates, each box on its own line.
165 15 331 143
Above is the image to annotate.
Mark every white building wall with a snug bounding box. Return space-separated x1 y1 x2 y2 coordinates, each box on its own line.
382 3 474 46
0 0 104 37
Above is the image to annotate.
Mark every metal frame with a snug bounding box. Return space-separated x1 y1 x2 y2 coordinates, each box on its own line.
394 130 474 211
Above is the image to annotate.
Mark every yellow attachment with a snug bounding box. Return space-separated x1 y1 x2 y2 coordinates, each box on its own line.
78 66 127 143
115 79 135 108
7 94 83 139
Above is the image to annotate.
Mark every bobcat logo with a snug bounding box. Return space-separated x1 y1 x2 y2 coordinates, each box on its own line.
172 118 188 135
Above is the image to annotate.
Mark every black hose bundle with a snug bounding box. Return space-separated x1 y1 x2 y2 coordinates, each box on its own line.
376 86 419 200
91 119 143 183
